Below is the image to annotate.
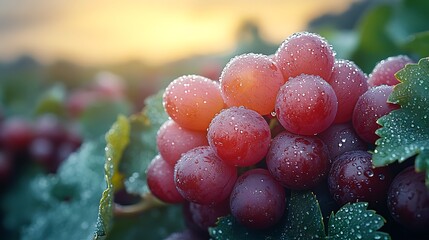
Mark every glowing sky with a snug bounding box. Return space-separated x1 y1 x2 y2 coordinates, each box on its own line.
0 0 358 65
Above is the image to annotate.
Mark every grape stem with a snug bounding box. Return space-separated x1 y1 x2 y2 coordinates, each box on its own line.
114 193 165 217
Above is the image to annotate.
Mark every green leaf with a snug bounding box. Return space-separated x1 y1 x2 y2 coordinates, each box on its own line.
2 140 108 240
326 202 390 240
121 90 168 195
106 205 185 240
33 84 67 117
373 58 429 186
351 4 399 73
95 115 130 239
401 31 429 58
209 191 325 240
79 100 131 140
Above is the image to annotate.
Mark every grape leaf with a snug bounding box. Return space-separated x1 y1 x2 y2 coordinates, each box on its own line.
326 202 390 240
401 31 429 57
373 57 429 186
95 115 130 240
209 191 325 240
2 140 108 240
120 90 168 195
210 191 390 240
79 100 132 140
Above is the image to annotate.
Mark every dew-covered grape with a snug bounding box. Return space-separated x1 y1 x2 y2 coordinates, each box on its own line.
328 59 368 123
275 74 338 135
266 131 330 190
174 146 237 204
328 150 393 209
163 75 225 131
220 53 284 115
368 55 414 87
318 123 367 160
157 119 208 166
230 168 286 229
352 85 399 144
387 166 429 233
274 32 335 82
147 155 185 204
207 106 271 167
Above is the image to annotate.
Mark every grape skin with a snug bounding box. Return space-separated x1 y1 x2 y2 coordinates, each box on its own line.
220 53 285 115
367 55 414 87
328 150 393 209
274 32 335 82
163 75 225 131
387 166 429 232
318 122 367 160
275 74 338 135
230 168 286 229
174 146 237 204
352 85 399 144
207 106 271 167
266 131 330 190
157 119 208 166
146 155 185 204
328 59 368 123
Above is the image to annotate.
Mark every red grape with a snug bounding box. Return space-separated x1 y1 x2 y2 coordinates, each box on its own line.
207 106 271 167
230 168 286 229
352 85 399 144
266 131 330 190
189 200 230 231
318 123 367 160
328 150 393 209
163 75 224 131
147 155 185 204
328 59 368 123
274 32 335 82
387 166 429 233
174 146 237 204
220 53 284 115
157 119 208 166
275 74 338 135
367 55 414 87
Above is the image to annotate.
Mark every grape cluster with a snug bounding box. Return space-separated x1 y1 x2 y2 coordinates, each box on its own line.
0 114 82 187
146 32 428 238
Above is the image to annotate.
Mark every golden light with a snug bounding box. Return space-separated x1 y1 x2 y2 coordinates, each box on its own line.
0 0 358 66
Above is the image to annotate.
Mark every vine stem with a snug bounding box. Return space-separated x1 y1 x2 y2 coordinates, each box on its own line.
114 193 165 217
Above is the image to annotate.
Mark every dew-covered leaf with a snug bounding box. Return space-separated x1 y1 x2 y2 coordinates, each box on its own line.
326 202 390 240
209 191 325 240
95 115 130 239
106 205 185 240
373 57 429 186
2 140 108 240
281 191 325 239
79 100 132 140
120 90 168 195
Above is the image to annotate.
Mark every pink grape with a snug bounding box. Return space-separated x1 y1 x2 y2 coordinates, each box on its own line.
275 74 338 135
274 32 335 82
207 106 271 167
157 119 208 166
163 75 225 131
329 59 368 123
352 85 399 144
146 155 185 204
220 53 285 115
189 200 230 231
174 146 237 204
367 55 413 87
